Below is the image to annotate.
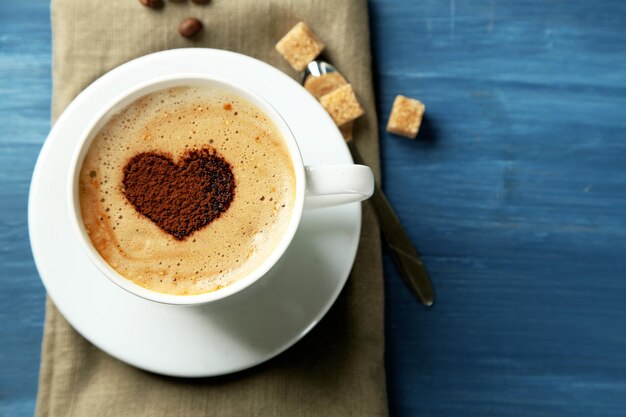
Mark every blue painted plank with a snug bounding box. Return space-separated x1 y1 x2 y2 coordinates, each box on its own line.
0 1 51 416
369 0 626 416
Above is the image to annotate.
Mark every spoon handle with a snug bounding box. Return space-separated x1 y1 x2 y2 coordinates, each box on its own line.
347 141 435 306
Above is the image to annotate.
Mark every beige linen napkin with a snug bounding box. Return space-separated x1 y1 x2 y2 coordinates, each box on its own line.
36 1 386 416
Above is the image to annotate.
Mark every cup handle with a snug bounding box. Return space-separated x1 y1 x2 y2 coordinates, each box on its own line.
304 165 374 209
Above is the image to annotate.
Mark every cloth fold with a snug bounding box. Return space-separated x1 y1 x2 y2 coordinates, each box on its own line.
36 1 386 415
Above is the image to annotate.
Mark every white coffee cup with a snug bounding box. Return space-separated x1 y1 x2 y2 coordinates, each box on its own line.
67 74 374 306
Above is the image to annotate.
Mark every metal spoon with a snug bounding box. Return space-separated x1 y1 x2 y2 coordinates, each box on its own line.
302 60 435 307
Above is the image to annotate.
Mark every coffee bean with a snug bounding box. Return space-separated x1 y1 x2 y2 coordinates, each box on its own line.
191 0 210 4
179 17 203 38
139 0 163 8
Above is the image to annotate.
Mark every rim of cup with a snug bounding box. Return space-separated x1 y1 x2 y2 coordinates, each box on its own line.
67 73 306 306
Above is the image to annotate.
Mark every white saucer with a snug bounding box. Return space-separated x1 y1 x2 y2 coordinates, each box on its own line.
28 49 361 377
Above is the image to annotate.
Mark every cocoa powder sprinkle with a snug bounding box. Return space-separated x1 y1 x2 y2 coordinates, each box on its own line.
122 148 236 240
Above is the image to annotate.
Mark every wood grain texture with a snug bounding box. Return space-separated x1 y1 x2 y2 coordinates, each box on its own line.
369 1 626 416
0 1 50 416
2 0 626 416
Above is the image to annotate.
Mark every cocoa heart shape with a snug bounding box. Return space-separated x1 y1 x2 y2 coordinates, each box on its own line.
122 148 236 240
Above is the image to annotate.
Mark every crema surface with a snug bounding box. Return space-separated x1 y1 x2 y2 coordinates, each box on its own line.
79 86 296 295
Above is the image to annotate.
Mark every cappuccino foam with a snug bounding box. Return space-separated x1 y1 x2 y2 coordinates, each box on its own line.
79 86 296 295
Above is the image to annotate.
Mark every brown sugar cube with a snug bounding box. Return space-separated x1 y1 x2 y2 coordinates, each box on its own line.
339 120 354 141
304 73 353 140
304 72 348 99
386 95 425 139
319 84 364 127
275 22 325 72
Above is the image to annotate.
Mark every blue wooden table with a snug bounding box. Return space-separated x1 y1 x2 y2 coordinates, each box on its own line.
2 1 626 416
